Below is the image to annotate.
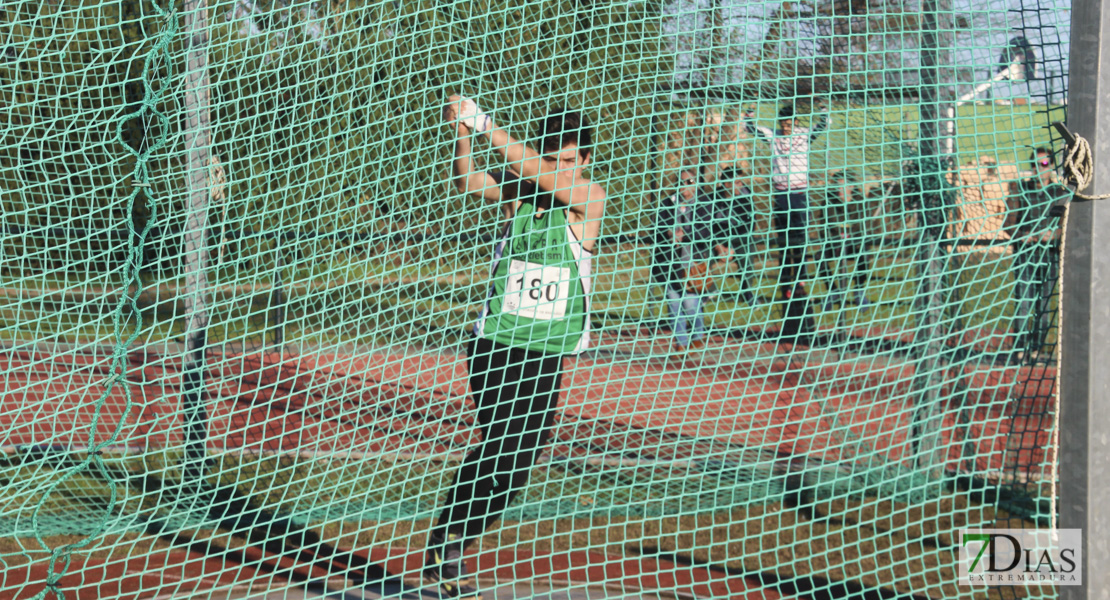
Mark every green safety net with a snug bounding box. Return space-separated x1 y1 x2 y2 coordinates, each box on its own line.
0 0 1071 598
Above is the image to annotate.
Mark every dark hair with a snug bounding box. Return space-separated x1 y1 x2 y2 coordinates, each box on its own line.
1031 146 1054 169
539 109 592 159
778 103 795 121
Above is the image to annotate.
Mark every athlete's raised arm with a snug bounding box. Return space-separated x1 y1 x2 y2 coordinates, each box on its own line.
444 97 500 202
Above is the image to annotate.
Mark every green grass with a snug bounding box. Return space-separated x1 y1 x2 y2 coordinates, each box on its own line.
736 101 1065 181
0 99 1064 350
0 237 1036 351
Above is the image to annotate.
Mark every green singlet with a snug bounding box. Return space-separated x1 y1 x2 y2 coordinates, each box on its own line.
473 189 592 355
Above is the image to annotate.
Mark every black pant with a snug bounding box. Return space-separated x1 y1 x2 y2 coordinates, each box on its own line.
774 191 809 286
433 336 564 546
773 190 815 343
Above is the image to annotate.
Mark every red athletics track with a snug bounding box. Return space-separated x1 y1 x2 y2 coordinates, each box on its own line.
0 329 1054 474
3 546 787 600
0 330 1051 598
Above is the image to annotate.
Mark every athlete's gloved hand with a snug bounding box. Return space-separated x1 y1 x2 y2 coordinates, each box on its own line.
452 95 493 133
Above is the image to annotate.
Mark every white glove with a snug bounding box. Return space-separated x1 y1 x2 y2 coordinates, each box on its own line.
455 95 493 133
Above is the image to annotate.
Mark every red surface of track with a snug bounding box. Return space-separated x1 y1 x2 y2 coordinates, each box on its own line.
0 330 1054 474
2 545 785 600
0 330 1054 599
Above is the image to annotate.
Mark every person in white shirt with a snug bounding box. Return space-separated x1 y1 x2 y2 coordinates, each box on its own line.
742 102 828 343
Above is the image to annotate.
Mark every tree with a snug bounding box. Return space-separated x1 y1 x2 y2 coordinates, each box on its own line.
753 0 958 98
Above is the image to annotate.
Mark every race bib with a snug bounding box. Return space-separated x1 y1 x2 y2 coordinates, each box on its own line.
502 260 571 320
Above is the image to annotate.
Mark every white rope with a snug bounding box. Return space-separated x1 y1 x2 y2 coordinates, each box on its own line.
1050 200 1068 533
1060 134 1110 201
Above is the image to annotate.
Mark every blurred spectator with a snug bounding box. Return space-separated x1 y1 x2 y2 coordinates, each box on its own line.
742 102 828 344
816 170 873 311
652 169 709 352
704 166 761 307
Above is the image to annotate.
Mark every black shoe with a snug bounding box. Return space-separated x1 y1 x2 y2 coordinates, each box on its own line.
424 532 482 599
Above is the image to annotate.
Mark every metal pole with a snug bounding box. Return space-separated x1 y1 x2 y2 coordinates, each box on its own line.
1060 0 1110 595
909 0 951 482
181 0 212 484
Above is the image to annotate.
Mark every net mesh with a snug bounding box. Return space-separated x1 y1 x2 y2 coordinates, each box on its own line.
0 0 1072 598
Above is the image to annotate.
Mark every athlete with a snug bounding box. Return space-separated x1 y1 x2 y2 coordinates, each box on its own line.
424 95 606 599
